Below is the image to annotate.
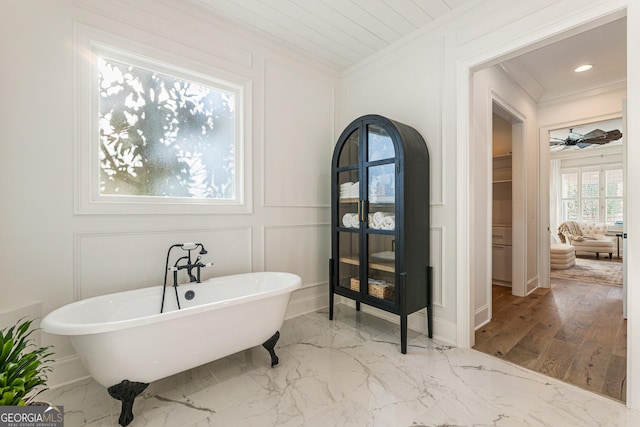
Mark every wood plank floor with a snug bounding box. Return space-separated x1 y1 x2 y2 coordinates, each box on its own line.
474 260 626 402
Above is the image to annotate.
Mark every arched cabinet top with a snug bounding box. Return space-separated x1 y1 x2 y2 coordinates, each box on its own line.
332 114 430 169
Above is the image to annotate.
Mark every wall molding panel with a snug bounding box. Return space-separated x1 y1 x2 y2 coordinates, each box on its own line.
285 283 328 319
263 224 330 288
263 58 335 208
74 227 253 300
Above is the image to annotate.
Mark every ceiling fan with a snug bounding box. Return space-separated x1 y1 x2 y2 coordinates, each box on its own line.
550 128 622 149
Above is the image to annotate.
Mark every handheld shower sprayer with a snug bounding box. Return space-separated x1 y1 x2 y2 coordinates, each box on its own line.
180 242 208 255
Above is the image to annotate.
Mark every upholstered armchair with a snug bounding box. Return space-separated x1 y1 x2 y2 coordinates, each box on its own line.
557 221 615 259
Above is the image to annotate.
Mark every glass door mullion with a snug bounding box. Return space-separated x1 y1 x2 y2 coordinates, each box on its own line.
358 125 367 298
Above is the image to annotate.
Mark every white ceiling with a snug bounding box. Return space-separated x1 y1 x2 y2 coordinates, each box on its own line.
189 1 626 101
499 17 627 102
190 0 475 69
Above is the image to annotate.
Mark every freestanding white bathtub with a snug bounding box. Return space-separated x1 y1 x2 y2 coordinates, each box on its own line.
42 271 301 426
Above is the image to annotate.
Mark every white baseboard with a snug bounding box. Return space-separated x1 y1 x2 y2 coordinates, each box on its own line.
48 356 90 389
474 304 490 331
285 282 328 319
337 297 457 346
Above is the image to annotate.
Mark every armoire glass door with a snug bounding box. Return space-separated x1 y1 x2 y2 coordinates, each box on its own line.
365 124 396 302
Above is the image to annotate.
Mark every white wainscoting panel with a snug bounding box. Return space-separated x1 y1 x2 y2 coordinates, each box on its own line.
75 227 252 300
263 59 334 207
285 283 328 319
264 224 330 288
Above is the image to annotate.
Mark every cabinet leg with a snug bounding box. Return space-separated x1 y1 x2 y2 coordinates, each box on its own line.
400 315 407 354
356 301 361 311
427 266 433 339
329 259 334 320
329 290 334 320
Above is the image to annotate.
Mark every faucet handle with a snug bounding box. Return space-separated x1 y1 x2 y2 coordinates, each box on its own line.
167 266 178 272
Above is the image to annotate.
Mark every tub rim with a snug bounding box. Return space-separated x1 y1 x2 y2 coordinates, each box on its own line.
41 271 301 336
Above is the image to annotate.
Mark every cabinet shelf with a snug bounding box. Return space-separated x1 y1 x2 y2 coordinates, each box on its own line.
339 197 359 203
493 179 512 184
339 198 395 205
338 256 395 273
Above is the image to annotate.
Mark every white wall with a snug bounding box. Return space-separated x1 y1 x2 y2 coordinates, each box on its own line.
1 0 338 386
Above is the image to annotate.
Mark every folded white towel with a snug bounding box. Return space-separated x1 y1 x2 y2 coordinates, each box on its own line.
339 182 359 199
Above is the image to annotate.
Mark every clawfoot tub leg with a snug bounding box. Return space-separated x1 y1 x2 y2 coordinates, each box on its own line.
262 331 280 367
108 380 149 426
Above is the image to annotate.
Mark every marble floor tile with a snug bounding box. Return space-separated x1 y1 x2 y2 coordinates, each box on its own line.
40 304 640 426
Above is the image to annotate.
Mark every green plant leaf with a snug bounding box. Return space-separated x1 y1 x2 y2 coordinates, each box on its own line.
0 318 54 406
0 339 14 365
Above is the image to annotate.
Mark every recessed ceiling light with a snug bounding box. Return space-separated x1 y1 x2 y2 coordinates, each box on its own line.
574 64 593 73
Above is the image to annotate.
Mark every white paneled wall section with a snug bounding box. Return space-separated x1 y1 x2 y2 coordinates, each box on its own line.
2 0 338 386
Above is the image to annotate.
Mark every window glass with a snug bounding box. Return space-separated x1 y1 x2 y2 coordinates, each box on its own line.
605 169 624 225
581 199 599 222
561 173 578 198
98 57 236 199
562 200 579 221
606 169 623 197
581 171 599 198
338 130 359 167
606 199 624 224
367 125 395 162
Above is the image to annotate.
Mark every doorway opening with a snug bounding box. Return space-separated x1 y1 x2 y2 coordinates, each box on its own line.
491 102 525 297
470 14 627 402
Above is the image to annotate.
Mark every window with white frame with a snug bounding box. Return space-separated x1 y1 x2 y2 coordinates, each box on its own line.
75 26 251 214
560 165 623 226
98 57 237 200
